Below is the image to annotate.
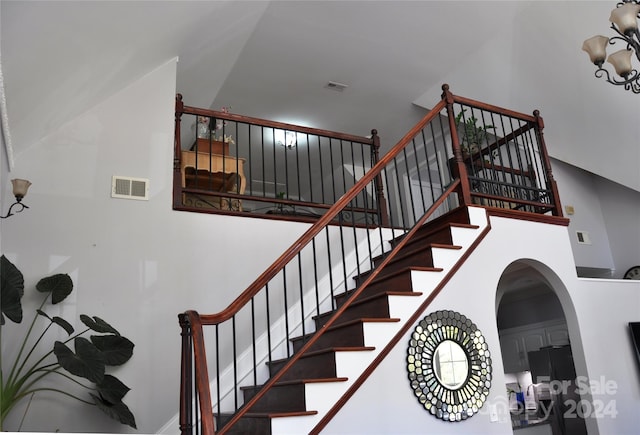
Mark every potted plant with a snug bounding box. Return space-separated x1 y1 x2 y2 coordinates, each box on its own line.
454 109 495 155
0 255 136 430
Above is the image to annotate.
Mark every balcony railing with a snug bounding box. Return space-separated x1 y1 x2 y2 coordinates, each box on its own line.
173 95 387 226
177 85 563 434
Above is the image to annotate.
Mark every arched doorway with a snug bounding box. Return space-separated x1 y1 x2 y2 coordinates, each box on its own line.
495 260 590 435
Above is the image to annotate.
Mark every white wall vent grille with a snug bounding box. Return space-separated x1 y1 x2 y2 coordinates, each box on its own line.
111 176 149 200
576 230 591 245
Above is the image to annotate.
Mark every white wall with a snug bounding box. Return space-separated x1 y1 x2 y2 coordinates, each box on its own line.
0 59 311 433
552 158 640 278
594 177 640 278
323 214 640 435
551 159 615 273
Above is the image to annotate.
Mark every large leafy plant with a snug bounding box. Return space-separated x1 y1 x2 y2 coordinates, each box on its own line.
0 255 136 430
455 109 495 154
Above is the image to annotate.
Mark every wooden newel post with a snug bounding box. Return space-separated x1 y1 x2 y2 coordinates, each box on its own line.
533 110 564 217
441 84 473 207
178 313 193 435
174 94 184 209
371 129 390 227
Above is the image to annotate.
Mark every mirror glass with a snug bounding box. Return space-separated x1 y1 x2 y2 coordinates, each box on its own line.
433 340 468 389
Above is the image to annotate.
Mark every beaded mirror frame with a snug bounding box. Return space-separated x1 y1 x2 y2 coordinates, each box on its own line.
406 310 492 422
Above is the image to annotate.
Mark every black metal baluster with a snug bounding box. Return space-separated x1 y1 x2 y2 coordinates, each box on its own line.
251 297 257 386
318 135 326 206
215 325 221 428
311 238 321 317
329 138 338 203
349 195 361 279
324 226 336 310
297 252 306 343
261 127 267 200
284 130 290 202
392 156 409 231
337 214 349 295
307 133 313 204
282 267 290 357
339 139 348 203
294 132 301 205
265 283 272 364
272 128 278 202
247 124 253 196
232 314 238 409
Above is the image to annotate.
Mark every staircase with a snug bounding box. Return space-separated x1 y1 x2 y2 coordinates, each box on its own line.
217 206 489 434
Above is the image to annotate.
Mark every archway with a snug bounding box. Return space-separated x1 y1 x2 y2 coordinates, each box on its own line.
495 259 592 435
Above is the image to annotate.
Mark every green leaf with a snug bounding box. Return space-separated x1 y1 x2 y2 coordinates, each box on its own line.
91 335 134 366
36 273 73 304
36 309 51 320
54 337 105 383
80 315 120 335
96 374 130 403
0 254 24 324
90 393 137 429
36 310 74 335
52 316 74 335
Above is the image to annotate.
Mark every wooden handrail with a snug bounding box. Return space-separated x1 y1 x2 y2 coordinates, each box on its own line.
184 97 448 435
196 98 447 326
450 94 538 123
216 180 461 434
177 94 374 146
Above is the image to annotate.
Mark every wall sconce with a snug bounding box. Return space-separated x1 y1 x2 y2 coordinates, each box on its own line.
276 130 297 149
1 179 32 219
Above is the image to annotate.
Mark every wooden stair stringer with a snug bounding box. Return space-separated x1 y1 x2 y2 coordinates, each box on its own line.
264 206 490 435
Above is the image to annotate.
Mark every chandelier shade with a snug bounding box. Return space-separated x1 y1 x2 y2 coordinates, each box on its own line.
582 35 610 65
610 3 640 34
608 49 634 76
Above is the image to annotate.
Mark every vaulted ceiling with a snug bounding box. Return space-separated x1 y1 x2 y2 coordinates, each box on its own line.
2 1 638 192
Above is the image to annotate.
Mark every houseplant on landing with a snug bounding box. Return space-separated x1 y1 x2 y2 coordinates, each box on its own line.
454 109 495 155
0 255 136 430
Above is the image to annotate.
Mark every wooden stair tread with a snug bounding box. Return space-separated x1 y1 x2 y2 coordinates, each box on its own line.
276 377 349 386
294 317 401 339
241 377 349 390
241 410 319 418
269 346 376 365
312 291 423 328
356 265 443 282
340 290 423 307
374 242 461 263
300 346 376 358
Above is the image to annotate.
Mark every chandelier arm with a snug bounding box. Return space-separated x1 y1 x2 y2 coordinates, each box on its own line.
0 201 28 219
594 66 640 93
608 23 640 53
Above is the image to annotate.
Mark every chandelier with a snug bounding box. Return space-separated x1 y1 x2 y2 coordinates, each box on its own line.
582 0 640 93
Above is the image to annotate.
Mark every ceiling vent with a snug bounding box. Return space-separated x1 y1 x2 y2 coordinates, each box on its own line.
111 176 149 201
325 81 348 92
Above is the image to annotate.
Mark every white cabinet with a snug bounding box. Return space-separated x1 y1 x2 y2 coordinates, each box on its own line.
499 333 527 373
499 321 568 373
545 323 570 346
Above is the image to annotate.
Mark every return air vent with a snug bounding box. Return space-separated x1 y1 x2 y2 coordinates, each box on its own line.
111 176 149 200
324 81 348 92
576 230 591 245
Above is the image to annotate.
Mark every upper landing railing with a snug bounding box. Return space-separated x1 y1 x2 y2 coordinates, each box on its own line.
177 84 563 434
173 95 388 226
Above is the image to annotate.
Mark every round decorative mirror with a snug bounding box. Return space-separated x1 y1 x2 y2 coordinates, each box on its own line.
406 310 492 422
